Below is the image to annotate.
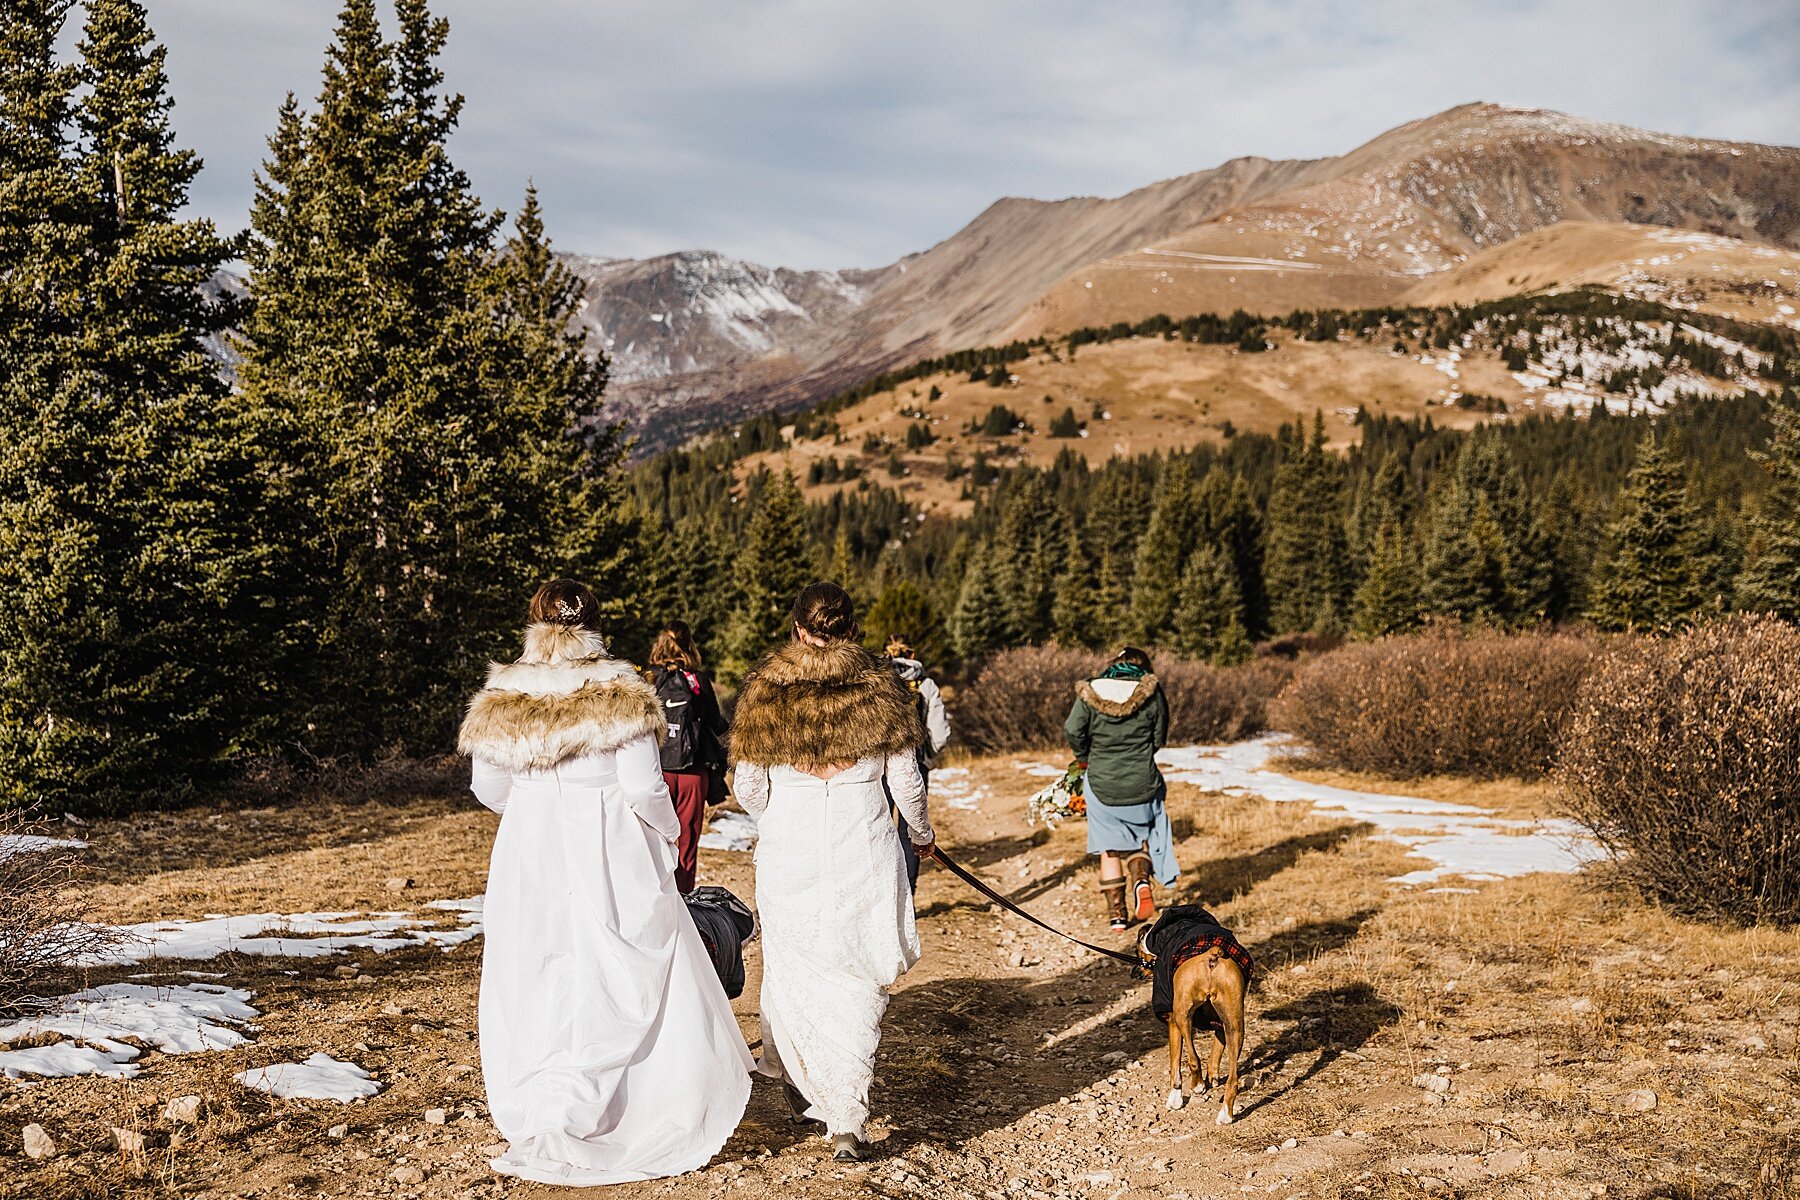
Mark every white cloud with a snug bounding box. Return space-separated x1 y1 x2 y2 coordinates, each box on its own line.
148 0 1799 269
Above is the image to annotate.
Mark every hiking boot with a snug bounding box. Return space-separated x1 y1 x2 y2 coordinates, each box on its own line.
1101 878 1128 932
1125 852 1155 923
782 1080 819 1125
831 1132 870 1161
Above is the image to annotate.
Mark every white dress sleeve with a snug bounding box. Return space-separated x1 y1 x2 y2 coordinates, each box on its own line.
732 763 770 820
616 733 680 844
470 758 514 814
885 752 934 845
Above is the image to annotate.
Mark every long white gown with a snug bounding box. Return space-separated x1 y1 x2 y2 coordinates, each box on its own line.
733 753 932 1139
471 734 753 1186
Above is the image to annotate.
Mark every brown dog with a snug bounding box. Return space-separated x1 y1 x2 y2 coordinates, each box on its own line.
1136 924 1248 1125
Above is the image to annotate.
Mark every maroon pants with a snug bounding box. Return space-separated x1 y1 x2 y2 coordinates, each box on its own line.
665 770 709 894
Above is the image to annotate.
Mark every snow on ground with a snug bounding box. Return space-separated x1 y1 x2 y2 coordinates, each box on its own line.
931 766 988 812
699 810 758 851
418 896 485 948
0 983 257 1080
1016 761 1068 779
1033 735 1598 887
80 905 486 968
234 1053 382 1102
0 833 87 858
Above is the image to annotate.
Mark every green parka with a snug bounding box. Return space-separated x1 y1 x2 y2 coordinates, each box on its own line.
1063 673 1169 806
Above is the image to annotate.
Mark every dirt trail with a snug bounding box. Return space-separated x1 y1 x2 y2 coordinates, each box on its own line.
5 753 1797 1200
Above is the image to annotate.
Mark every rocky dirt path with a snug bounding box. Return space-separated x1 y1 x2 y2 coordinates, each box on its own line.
5 752 1797 1200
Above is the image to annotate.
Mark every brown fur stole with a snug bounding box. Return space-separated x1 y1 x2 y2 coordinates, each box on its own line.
728 640 923 768
458 623 663 773
1075 674 1160 717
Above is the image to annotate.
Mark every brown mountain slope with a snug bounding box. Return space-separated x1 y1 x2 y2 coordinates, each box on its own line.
1007 104 1800 339
586 103 1800 448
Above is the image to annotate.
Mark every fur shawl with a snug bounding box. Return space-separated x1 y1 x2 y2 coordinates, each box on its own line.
1076 674 1161 718
458 623 664 773
729 640 923 768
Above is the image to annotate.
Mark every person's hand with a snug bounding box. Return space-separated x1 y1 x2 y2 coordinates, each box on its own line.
912 837 939 862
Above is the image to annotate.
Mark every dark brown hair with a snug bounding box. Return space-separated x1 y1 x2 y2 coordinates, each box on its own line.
1114 646 1153 672
650 620 701 670
528 579 601 631
791 581 858 642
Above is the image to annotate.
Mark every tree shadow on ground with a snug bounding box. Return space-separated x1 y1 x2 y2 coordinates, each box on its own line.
1233 982 1403 1118
1181 825 1370 908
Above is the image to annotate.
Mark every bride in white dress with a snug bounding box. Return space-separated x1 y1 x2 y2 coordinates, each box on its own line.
458 580 752 1186
728 582 934 1160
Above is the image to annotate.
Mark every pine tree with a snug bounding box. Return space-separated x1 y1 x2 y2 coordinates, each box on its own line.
1351 519 1422 639
1049 522 1099 648
1171 544 1252 664
864 580 946 666
1264 415 1350 633
719 471 813 680
1197 469 1267 639
1128 465 1201 643
1420 483 1513 623
1736 390 1800 619
989 475 1061 646
1587 437 1713 631
0 0 263 811
235 0 625 751
950 550 1009 661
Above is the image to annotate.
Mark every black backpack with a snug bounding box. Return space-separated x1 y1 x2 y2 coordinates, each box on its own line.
654 668 704 772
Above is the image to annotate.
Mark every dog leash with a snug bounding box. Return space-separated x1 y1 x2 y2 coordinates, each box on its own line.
925 845 1141 967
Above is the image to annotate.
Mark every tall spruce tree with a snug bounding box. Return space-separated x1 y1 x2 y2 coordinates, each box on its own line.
1587 437 1713 631
951 550 1009 661
1128 465 1202 643
1171 543 1252 664
1049 522 1099 648
1263 415 1350 633
719 471 812 680
1197 469 1267 639
0 0 258 811
1351 518 1422 639
1736 389 1800 619
237 0 629 752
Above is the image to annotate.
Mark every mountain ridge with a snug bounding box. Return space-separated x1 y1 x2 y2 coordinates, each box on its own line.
563 102 1800 449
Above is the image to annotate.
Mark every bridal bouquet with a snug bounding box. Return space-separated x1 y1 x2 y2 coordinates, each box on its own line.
1025 761 1088 829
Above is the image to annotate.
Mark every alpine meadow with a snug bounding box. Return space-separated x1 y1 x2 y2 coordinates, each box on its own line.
3 3 1800 1199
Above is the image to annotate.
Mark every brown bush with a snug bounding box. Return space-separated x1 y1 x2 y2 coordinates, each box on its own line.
953 645 1292 754
1556 616 1800 925
1268 625 1597 779
0 811 120 1012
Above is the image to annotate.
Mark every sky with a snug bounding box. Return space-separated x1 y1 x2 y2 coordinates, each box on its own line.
145 0 1800 271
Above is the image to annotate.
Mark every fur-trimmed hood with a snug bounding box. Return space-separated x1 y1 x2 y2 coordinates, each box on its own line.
458 623 664 773
729 640 923 768
1076 674 1161 718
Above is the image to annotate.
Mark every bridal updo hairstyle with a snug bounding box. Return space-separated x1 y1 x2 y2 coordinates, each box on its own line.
791 581 859 642
529 578 601 632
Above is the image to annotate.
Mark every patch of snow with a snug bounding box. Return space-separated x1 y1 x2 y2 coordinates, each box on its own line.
1157 735 1599 886
0 983 257 1080
1016 761 1067 779
234 1053 381 1102
0 833 87 858
931 767 988 812
698 810 757 851
81 905 486 967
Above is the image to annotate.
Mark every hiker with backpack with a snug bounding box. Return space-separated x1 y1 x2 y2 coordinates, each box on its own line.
885 635 950 889
647 621 729 894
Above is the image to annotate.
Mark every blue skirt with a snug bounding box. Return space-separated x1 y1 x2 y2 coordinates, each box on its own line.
1083 777 1179 887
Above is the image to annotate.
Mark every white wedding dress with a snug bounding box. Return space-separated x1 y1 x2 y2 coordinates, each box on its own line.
471 734 753 1186
733 753 932 1139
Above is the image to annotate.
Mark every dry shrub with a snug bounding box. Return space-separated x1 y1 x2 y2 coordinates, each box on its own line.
953 645 1291 754
0 811 119 1012
1269 625 1597 779
1555 616 1800 925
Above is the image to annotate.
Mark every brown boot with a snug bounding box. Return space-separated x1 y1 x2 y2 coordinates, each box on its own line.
1125 852 1155 923
1100 878 1128 932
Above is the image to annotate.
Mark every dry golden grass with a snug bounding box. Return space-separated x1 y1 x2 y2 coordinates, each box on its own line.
7 751 1797 1199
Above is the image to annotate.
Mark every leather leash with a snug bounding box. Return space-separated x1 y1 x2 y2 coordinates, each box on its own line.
924 844 1141 968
